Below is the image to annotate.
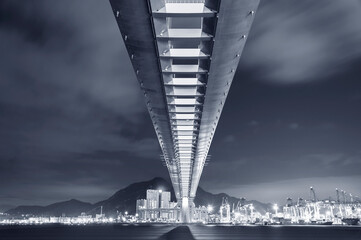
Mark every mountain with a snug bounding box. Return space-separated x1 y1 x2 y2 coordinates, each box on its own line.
7 199 93 217
6 177 270 217
0 204 16 212
195 187 270 214
92 177 176 216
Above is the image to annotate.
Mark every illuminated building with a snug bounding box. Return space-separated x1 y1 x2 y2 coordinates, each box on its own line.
146 190 160 209
161 191 171 208
136 199 147 220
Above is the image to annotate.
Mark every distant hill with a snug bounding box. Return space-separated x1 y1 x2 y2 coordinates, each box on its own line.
195 187 270 214
7 199 93 217
7 177 270 217
0 204 16 213
92 177 175 216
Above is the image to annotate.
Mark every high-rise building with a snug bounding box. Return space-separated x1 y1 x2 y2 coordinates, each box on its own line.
136 199 147 219
193 206 208 223
161 191 171 209
137 189 177 221
146 189 160 209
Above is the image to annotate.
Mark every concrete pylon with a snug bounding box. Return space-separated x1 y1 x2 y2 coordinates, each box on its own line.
181 197 192 223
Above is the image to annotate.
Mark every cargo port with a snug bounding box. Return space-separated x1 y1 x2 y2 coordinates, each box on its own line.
1 186 360 226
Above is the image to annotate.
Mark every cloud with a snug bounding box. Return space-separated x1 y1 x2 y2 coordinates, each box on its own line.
213 176 361 204
202 151 361 194
0 0 156 159
317 122 336 130
243 0 361 84
0 0 143 118
248 120 260 127
0 0 166 206
300 153 345 166
223 135 235 143
288 123 299 130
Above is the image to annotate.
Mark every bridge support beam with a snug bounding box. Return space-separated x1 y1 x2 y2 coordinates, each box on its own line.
110 0 260 224
181 197 192 223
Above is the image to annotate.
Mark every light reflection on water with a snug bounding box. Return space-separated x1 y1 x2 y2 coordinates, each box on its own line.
0 224 360 240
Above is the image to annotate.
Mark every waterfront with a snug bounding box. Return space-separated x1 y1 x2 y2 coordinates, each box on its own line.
0 224 360 240
2 185 360 226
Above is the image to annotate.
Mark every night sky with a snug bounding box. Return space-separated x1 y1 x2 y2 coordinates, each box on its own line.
1 0 361 210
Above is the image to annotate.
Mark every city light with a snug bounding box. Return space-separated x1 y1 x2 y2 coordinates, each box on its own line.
273 204 278 215
1 187 360 226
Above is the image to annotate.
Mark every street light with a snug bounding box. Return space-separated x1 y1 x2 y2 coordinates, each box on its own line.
273 204 278 215
207 205 213 213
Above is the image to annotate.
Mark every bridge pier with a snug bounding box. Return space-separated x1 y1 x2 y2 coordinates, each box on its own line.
181 197 193 223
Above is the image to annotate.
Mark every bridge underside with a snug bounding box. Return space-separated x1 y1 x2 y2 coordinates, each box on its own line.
110 0 259 222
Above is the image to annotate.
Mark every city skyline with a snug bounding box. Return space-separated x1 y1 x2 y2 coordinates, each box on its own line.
1 0 361 211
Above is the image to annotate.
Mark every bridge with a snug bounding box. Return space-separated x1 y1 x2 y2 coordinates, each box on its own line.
110 0 259 222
